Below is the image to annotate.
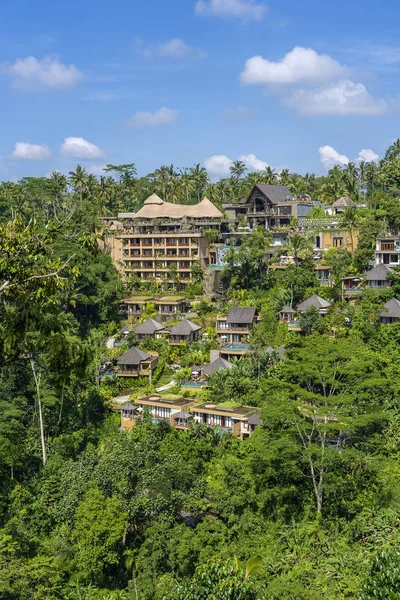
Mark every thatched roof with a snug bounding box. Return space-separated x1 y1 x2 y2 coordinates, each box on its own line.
133 195 223 220
117 347 151 365
135 318 165 335
365 264 393 282
251 184 293 204
381 298 400 319
121 402 136 411
173 410 193 420
227 306 256 324
169 319 201 336
203 357 233 376
332 196 357 208
247 413 264 426
280 305 295 313
297 295 331 312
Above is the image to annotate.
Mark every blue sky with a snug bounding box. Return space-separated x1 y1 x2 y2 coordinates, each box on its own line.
0 0 399 182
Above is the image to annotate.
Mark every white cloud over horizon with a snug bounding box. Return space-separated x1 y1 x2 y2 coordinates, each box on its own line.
127 107 178 127
60 137 105 159
241 46 348 86
9 142 52 161
240 46 388 117
195 0 267 21
143 38 207 60
319 145 380 170
286 80 387 116
204 152 270 179
5 55 83 91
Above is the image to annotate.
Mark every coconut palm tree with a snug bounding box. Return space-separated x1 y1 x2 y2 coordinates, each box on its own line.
262 166 278 184
229 160 247 180
285 233 312 265
384 138 400 162
68 165 88 195
189 163 209 202
341 205 358 256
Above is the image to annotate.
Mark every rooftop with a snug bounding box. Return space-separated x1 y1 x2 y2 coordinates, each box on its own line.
226 306 256 324
117 347 152 365
381 297 400 319
251 184 294 204
170 319 202 336
136 394 194 408
135 318 165 335
365 264 393 281
131 195 223 220
297 295 331 311
203 357 234 376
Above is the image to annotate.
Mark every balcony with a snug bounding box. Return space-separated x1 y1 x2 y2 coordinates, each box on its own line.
217 325 250 333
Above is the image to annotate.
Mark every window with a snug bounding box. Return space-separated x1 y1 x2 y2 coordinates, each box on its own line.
390 255 399 263
279 206 292 216
381 241 394 251
153 407 171 419
333 237 343 248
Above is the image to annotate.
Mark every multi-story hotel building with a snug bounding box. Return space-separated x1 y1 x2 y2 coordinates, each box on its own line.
101 194 224 289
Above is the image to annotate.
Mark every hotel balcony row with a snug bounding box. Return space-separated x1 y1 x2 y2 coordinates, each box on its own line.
123 250 195 258
120 394 263 440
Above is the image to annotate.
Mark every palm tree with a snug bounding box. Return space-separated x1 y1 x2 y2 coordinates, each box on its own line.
285 233 312 265
178 168 195 203
261 166 278 184
68 165 88 195
384 138 400 162
189 163 209 202
229 160 247 180
344 161 359 180
341 205 358 256
280 168 290 185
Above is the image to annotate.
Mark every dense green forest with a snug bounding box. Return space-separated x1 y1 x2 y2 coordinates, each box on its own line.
1 143 400 599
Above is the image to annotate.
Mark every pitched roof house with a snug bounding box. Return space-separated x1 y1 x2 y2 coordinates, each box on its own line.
203 357 234 377
169 319 202 344
297 295 331 314
365 264 393 288
216 306 257 357
116 347 159 380
135 318 165 340
380 298 400 323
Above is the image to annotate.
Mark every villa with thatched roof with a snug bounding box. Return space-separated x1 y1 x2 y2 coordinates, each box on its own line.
380 298 400 324
135 318 166 340
169 319 202 345
101 194 224 290
297 295 331 315
116 347 159 381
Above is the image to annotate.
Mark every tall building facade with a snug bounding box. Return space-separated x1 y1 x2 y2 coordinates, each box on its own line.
101 194 224 289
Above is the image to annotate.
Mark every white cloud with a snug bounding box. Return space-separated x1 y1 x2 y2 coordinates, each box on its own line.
127 107 178 127
240 153 269 171
241 46 348 86
318 145 349 170
6 55 83 91
195 0 267 21
144 38 207 60
204 152 270 179
9 142 51 161
319 145 380 170
357 148 379 163
60 137 104 159
204 154 233 178
222 105 251 119
285 80 387 115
